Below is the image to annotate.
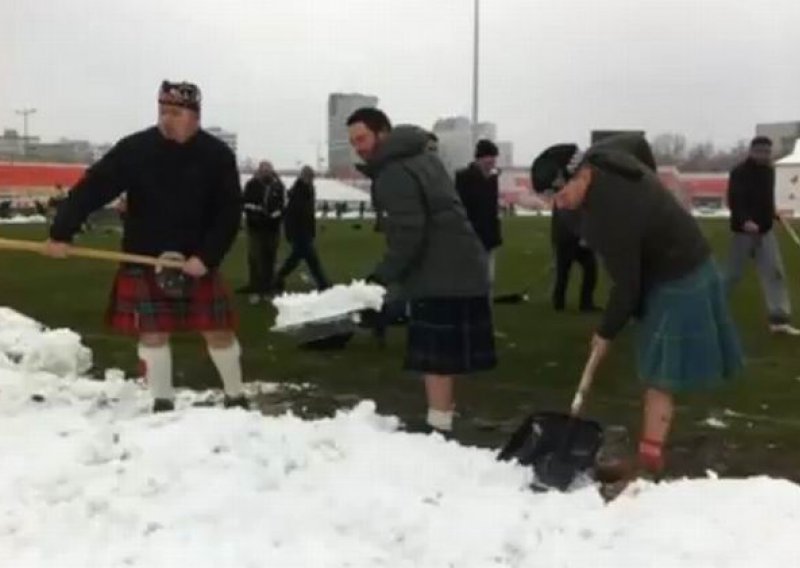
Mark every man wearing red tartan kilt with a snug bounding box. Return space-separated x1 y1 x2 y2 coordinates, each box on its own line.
46 80 247 413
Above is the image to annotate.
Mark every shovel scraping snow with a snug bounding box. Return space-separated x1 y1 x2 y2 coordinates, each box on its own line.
498 346 604 491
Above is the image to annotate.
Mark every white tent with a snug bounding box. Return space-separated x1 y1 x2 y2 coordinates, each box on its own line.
776 140 800 217
238 175 370 204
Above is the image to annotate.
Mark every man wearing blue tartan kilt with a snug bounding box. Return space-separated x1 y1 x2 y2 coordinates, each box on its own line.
532 134 743 480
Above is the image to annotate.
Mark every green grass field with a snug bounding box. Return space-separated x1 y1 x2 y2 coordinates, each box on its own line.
2 217 800 480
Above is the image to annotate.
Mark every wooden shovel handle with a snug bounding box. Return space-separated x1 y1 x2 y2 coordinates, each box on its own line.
779 216 800 248
0 237 185 269
569 345 604 416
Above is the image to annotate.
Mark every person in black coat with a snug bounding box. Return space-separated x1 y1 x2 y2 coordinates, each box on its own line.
44 80 247 413
455 139 502 281
240 161 285 300
274 166 330 292
531 143 599 312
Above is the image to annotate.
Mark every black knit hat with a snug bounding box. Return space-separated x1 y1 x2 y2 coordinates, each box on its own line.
530 143 580 193
158 80 202 113
475 139 499 159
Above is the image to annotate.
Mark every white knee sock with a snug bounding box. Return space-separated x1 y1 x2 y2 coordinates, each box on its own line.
208 340 244 397
427 408 454 432
138 344 173 401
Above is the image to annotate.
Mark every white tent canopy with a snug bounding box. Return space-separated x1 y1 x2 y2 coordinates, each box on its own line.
239 175 370 204
776 140 800 165
775 139 800 216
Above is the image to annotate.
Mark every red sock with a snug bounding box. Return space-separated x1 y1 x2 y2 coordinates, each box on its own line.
638 438 665 473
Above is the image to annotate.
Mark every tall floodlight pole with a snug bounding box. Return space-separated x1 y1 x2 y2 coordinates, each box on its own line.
471 0 480 145
15 108 37 156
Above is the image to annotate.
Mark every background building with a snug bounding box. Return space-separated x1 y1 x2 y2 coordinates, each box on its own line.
328 93 378 178
432 116 512 175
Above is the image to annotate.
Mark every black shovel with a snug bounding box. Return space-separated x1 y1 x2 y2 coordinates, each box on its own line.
498 346 604 491
271 311 360 350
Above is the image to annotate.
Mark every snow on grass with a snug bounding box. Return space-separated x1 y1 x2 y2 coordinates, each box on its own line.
1 306 800 567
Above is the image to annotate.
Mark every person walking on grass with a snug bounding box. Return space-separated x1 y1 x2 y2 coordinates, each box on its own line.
45 80 247 413
240 160 285 304
274 166 330 293
532 133 743 481
348 107 496 436
726 136 799 335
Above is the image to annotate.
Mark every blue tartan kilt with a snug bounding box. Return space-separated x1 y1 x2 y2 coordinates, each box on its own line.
405 297 497 375
636 259 743 392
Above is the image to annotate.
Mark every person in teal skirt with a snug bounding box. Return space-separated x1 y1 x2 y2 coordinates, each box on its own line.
531 134 743 478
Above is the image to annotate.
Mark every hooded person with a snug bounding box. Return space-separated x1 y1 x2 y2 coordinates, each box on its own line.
532 133 743 480
45 80 247 413
347 107 496 436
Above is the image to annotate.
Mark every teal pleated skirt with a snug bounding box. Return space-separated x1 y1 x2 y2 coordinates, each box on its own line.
637 259 743 392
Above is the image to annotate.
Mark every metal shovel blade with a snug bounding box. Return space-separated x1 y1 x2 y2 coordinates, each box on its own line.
498 411 603 491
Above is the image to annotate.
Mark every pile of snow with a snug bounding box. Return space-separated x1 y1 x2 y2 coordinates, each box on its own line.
2 306 800 566
0 307 92 375
0 214 47 224
272 280 385 329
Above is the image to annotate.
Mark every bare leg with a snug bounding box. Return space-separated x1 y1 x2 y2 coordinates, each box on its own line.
639 388 674 472
424 374 455 431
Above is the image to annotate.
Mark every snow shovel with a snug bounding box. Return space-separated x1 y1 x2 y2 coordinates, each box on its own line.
0 237 185 268
779 216 800 249
497 346 604 491
271 311 361 350
0 237 190 297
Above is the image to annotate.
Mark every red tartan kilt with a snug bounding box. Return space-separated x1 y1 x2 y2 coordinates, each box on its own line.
106 266 238 334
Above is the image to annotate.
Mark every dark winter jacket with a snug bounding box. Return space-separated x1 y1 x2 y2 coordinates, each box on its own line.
50 127 242 269
455 163 502 251
551 206 583 244
587 133 657 172
580 141 710 340
727 159 776 234
284 178 316 243
243 174 285 232
362 125 489 299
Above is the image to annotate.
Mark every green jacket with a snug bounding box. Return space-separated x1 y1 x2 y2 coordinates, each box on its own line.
363 126 489 299
581 136 709 339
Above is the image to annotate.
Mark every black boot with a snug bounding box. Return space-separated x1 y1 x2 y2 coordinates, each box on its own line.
224 394 250 410
153 398 175 413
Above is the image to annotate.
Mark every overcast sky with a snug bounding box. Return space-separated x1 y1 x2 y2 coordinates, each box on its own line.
2 0 799 167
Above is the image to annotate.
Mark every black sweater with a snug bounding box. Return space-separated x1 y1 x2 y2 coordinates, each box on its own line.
454 163 502 251
50 127 242 269
581 152 710 339
727 159 776 234
283 179 316 242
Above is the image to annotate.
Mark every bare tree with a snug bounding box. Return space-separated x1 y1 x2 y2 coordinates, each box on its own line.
650 133 687 166
649 134 750 172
